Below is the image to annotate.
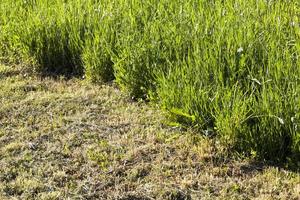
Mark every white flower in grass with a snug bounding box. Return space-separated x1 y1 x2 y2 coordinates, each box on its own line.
237 47 244 53
277 117 284 125
290 21 295 27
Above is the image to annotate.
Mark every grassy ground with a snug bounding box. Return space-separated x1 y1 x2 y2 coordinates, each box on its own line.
0 64 299 200
1 0 299 161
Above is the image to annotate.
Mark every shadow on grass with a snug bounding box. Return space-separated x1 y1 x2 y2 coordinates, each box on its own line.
0 63 34 79
210 151 299 175
37 63 84 80
0 68 22 79
240 159 299 174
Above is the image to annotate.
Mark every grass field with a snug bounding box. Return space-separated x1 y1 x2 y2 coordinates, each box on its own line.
0 0 299 197
0 0 299 163
0 64 299 199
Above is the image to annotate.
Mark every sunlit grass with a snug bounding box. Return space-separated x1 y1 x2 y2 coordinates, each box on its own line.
0 0 299 164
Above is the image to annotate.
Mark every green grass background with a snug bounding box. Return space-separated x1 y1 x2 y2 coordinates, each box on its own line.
0 0 299 164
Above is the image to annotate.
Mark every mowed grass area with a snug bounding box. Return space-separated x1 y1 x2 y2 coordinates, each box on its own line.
0 65 299 199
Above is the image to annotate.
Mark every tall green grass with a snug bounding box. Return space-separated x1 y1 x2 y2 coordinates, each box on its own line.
0 0 299 163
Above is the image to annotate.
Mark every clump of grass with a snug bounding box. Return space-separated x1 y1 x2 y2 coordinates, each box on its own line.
0 0 299 164
19 1 87 76
153 0 300 162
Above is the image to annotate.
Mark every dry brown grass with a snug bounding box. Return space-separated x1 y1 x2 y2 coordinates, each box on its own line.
0 65 299 200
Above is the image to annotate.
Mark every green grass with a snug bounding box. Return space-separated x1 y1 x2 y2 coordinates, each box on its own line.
0 0 299 163
0 64 299 199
